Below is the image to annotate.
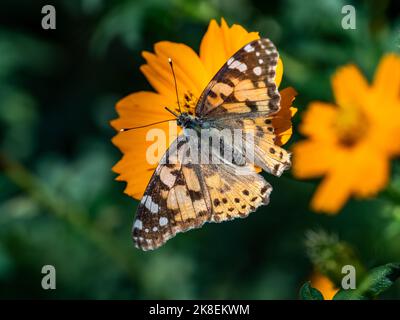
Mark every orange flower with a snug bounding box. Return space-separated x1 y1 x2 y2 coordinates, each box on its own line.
293 54 400 214
310 272 339 300
111 18 297 199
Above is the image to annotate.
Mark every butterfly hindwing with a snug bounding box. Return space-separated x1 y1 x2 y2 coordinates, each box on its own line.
202 163 272 223
195 38 280 118
212 116 291 176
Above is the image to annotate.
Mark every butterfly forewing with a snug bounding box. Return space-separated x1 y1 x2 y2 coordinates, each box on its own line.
193 38 290 176
195 38 280 118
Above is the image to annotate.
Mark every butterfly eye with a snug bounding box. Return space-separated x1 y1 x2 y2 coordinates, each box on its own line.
200 121 210 129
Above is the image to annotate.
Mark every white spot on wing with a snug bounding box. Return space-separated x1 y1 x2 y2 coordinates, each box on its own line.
160 167 176 188
244 44 254 52
253 66 262 76
140 195 148 204
228 59 247 72
134 219 143 230
258 59 264 64
228 60 240 69
237 63 247 72
227 57 234 65
143 195 160 214
150 201 159 214
159 217 168 226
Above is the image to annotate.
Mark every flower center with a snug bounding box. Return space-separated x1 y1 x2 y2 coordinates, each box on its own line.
334 106 369 147
181 91 197 115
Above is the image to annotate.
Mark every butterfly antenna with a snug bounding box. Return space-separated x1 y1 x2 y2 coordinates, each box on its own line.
119 119 176 132
164 107 179 118
168 58 182 114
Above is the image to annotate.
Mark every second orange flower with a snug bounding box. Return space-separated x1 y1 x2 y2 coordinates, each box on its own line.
293 54 400 214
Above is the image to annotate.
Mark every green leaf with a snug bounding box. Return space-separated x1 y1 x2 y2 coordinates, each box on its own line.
332 289 365 300
299 282 324 300
333 263 400 300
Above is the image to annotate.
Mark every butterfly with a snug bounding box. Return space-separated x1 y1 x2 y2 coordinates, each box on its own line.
132 38 291 250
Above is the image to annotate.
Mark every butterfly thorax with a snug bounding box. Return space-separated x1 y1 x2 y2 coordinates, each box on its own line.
177 112 210 131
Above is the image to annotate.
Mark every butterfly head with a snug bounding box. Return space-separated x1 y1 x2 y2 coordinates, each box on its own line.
177 112 200 129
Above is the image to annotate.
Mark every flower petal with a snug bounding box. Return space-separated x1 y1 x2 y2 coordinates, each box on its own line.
332 64 369 110
219 18 260 62
350 145 390 198
275 58 283 88
311 167 352 214
299 102 337 142
309 145 390 214
111 92 180 199
141 41 209 100
199 18 260 78
373 53 400 101
310 272 338 300
112 120 178 199
114 154 157 199
199 19 231 79
111 91 174 131
292 140 336 178
274 87 297 146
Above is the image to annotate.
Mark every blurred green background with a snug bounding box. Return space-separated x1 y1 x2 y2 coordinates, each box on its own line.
0 0 400 299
